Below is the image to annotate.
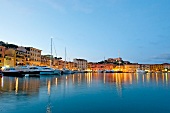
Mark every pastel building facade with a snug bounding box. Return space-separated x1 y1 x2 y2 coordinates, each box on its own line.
25 47 41 66
73 58 87 70
87 62 116 72
66 61 77 70
150 64 164 72
4 48 16 67
41 55 52 67
123 64 138 72
0 46 5 67
16 47 27 65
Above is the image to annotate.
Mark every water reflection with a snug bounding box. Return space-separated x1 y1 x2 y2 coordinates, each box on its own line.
0 77 40 95
46 80 52 113
0 73 170 113
1 73 170 95
15 78 18 94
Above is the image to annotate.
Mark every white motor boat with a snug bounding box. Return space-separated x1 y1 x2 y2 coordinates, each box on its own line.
136 69 147 74
61 68 74 74
1 67 24 77
105 70 114 73
39 66 61 75
16 66 61 76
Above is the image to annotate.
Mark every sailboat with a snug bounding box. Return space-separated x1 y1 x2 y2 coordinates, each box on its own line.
61 47 74 74
40 37 61 75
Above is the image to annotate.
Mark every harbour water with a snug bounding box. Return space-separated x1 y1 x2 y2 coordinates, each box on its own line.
0 72 170 113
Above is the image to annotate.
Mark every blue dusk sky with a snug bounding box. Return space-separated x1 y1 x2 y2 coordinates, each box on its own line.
0 0 170 64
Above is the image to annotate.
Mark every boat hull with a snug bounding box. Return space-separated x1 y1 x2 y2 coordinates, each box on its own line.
40 71 54 75
62 70 74 74
2 71 25 77
21 71 40 75
40 70 61 75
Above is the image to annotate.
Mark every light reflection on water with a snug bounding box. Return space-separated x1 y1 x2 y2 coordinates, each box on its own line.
0 73 170 113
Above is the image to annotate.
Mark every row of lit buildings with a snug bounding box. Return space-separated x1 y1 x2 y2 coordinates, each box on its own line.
0 46 42 67
1 41 170 72
0 44 88 71
88 62 170 73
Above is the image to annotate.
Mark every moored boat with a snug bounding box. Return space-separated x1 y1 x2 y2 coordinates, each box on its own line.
61 68 74 75
39 66 61 75
17 66 61 76
1 67 25 77
18 66 40 75
105 70 114 73
136 69 147 74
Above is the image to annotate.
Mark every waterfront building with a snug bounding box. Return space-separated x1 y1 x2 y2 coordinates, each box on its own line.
114 65 125 72
163 63 170 72
138 64 150 72
87 62 115 72
105 64 116 70
87 62 93 71
73 58 87 71
150 64 164 72
66 61 77 70
25 47 42 66
87 62 96 72
93 63 105 72
123 64 139 73
0 46 5 67
15 50 26 66
56 59 65 70
4 48 16 67
53 57 63 69
16 47 27 66
41 55 52 67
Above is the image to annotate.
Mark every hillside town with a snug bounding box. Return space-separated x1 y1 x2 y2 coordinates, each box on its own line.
0 41 170 73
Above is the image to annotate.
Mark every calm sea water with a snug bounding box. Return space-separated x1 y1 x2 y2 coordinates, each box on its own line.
0 72 170 113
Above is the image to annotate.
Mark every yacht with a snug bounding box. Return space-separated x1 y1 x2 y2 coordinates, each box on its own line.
105 70 114 73
136 69 147 74
62 68 74 74
39 66 61 75
17 66 40 75
17 66 61 76
1 67 25 77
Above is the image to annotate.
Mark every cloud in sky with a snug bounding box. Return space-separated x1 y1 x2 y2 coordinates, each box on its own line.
152 53 170 60
149 53 170 63
72 0 93 14
1 0 92 15
40 0 94 14
40 0 66 13
0 0 34 16
136 53 170 64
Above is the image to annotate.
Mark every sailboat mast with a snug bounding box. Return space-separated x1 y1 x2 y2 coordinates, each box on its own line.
50 37 52 68
64 47 66 68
